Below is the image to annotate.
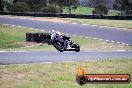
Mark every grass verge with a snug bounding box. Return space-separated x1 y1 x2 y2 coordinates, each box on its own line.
62 18 132 29
0 24 132 50
0 24 53 50
0 59 132 88
63 7 118 16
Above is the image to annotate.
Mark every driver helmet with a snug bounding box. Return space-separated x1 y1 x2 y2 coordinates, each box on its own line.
56 31 62 36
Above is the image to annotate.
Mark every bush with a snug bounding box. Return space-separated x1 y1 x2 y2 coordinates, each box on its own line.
30 3 46 12
9 2 31 12
92 3 108 15
30 4 41 12
40 5 60 13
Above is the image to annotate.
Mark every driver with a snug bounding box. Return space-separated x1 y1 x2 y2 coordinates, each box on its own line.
49 30 71 49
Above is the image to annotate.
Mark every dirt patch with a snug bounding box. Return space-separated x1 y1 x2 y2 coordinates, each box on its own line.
16 73 25 79
31 18 67 23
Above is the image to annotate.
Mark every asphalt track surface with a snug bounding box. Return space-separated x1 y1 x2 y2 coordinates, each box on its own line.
0 16 132 64
0 51 132 64
0 16 132 45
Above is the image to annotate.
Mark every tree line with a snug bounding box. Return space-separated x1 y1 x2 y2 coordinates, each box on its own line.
0 0 80 14
81 0 132 15
0 0 131 15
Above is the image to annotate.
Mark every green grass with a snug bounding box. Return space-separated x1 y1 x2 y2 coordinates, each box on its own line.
73 7 94 15
63 7 118 16
0 25 50 50
63 18 132 29
21 44 55 50
0 24 132 50
107 10 120 16
0 59 132 88
63 7 94 15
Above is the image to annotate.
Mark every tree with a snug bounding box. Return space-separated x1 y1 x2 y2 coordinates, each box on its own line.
0 0 3 11
66 0 80 14
13 0 46 5
9 2 30 12
113 0 125 11
92 3 108 15
89 0 107 7
113 0 132 15
13 0 46 12
40 4 60 13
0 0 14 11
49 0 79 14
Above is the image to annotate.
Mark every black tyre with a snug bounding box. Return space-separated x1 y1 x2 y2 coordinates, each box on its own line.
53 41 64 52
74 44 80 52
